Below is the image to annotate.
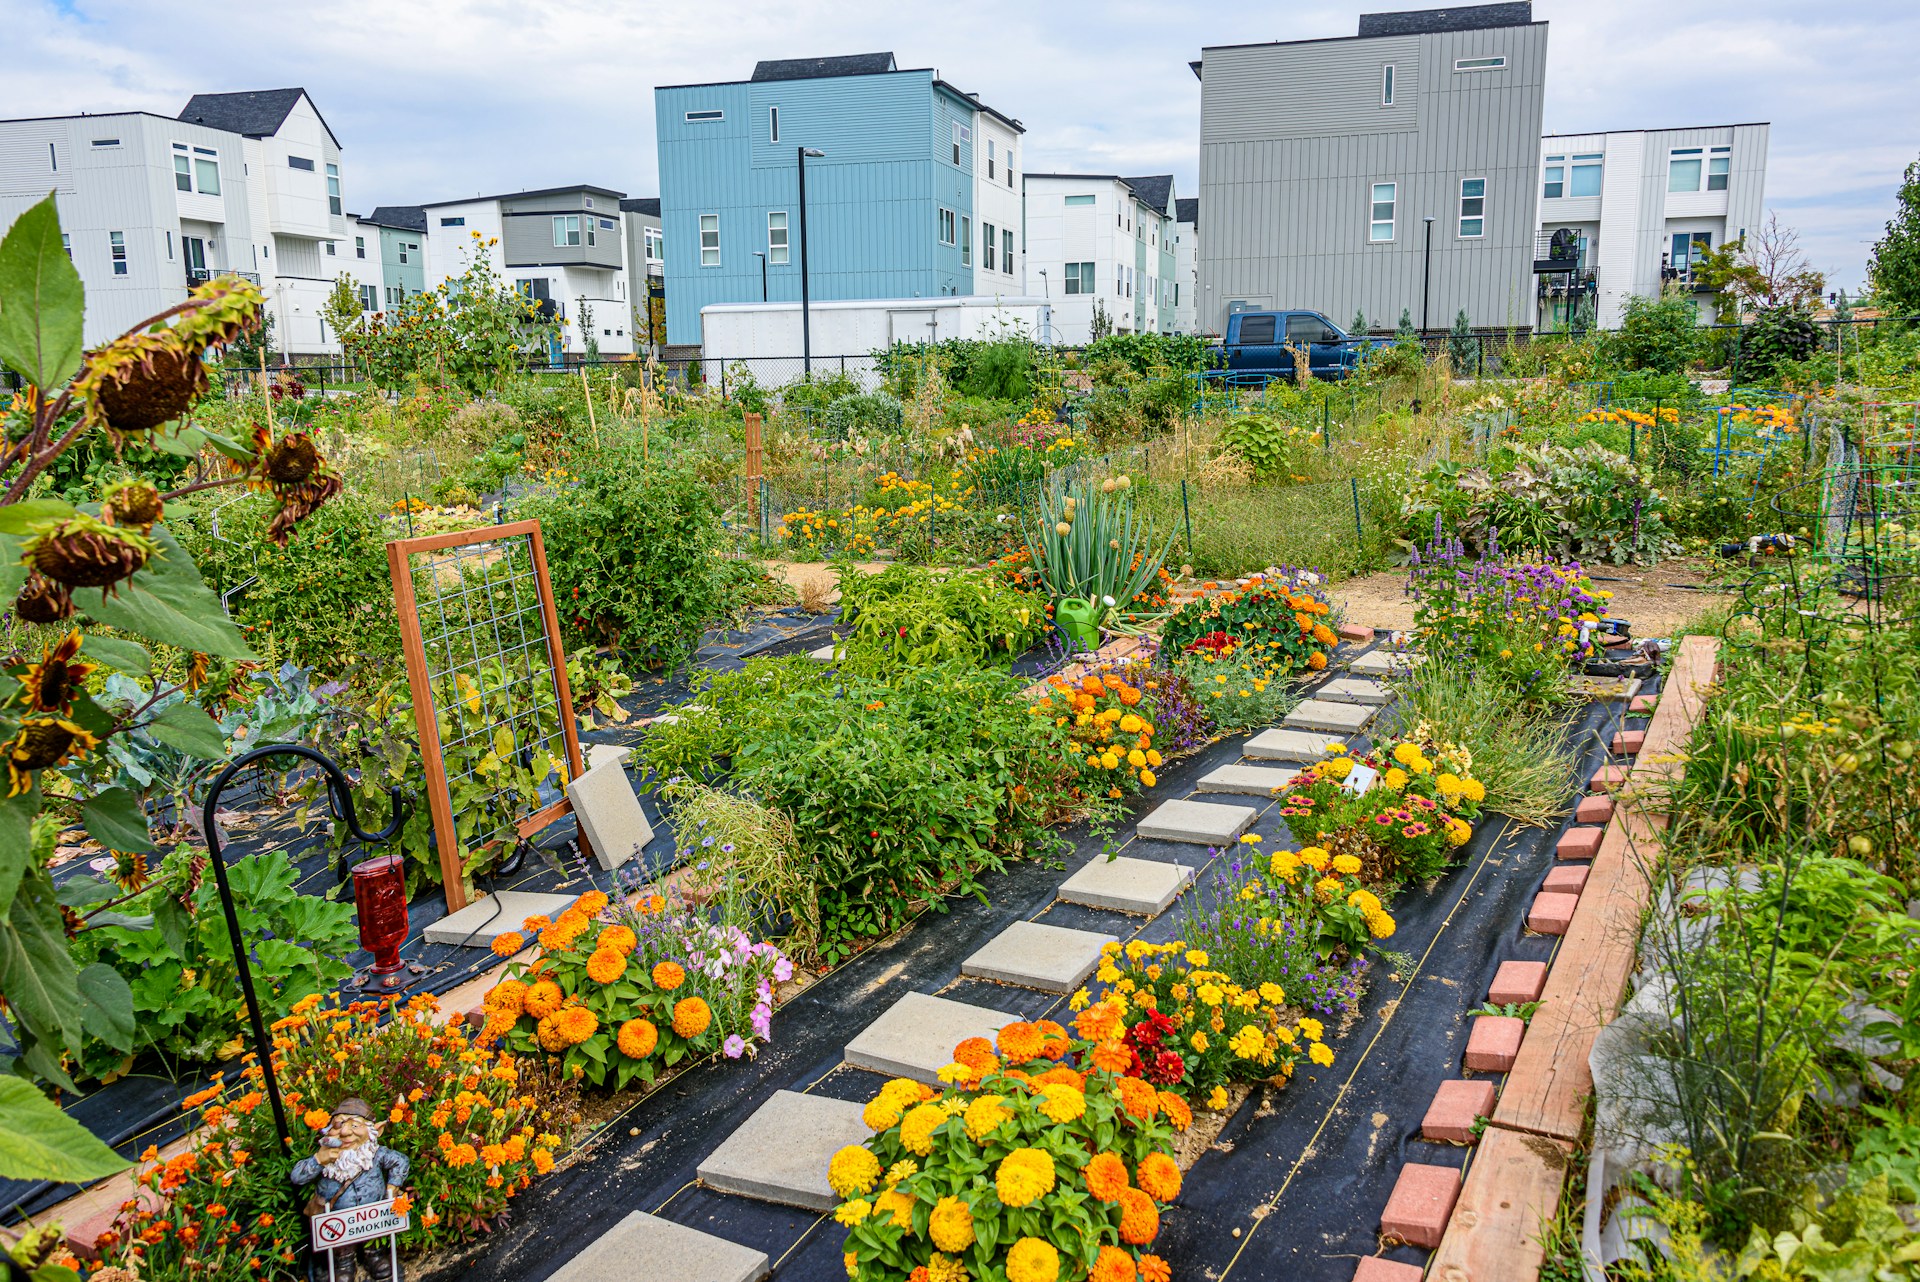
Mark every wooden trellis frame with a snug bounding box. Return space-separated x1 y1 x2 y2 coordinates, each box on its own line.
387 520 587 913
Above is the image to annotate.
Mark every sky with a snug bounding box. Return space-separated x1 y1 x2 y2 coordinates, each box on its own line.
6 0 1913 292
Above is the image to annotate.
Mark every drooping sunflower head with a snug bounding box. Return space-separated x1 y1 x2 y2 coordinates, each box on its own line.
102 479 165 532
21 514 159 596
12 570 74 624
16 631 94 715
5 717 101 796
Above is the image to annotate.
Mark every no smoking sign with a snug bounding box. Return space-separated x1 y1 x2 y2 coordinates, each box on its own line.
311 1197 411 1251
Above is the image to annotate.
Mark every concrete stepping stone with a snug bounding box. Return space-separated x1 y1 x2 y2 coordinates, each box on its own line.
845 992 1018 1084
1465 1015 1524 1072
1057 856 1193 916
1381 1163 1462 1248
1488 960 1548 1006
807 643 837 663
423 890 579 948
1316 677 1391 706
567 758 655 872
697 1090 869 1211
548 1210 768 1282
1196 763 1295 797
1136 797 1257 845
962 921 1116 993
1347 648 1424 676
1421 1079 1497 1144
1283 698 1375 733
585 743 632 771
1244 728 1344 762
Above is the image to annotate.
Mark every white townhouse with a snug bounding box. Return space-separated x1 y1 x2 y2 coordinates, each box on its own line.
1023 174 1178 344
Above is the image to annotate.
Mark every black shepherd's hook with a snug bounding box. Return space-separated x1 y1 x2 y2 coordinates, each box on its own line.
199 744 408 1155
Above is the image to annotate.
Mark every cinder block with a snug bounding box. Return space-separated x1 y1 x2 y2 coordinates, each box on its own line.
1421 1079 1497 1144
1528 891 1580 936
1589 764 1630 792
1380 1162 1462 1249
1488 960 1548 1006
1611 728 1646 755
1574 795 1615 825
1543 864 1590 896
1353 1259 1427 1282
1556 827 1603 861
1464 1015 1525 1072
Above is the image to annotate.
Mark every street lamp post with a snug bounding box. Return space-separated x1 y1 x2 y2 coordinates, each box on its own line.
752 251 768 302
798 146 825 376
1420 215 1436 336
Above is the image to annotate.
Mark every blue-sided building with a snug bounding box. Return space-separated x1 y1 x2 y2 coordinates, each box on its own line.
655 52 1027 347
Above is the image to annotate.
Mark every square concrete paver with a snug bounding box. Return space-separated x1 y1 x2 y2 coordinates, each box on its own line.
1136 797 1258 845
567 758 655 872
1283 699 1376 733
1348 649 1425 677
1058 856 1193 916
844 992 1019 1084
1465 1015 1525 1072
1315 677 1391 706
808 643 837 663
548 1211 768 1282
1244 728 1344 763
423 890 580 947
1196 763 1295 797
963 921 1116 993
585 743 632 771
697 1091 870 1211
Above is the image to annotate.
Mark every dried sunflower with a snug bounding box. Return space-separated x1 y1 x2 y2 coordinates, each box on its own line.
15 630 95 715
20 513 158 597
5 716 101 796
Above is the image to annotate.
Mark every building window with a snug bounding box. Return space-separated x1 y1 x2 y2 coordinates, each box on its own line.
1671 231 1712 277
166 230 173 260
686 109 723 122
1369 181 1396 242
194 156 221 195
587 221 596 247
355 235 366 258
938 208 956 245
700 214 720 266
645 227 663 261
440 216 466 227
767 211 789 265
49 142 57 171
1382 64 1395 105
1002 228 1014 274
61 233 70 259
174 153 193 192
1065 194 1095 207
1453 56 1506 71
288 155 315 172
325 240 336 256
951 121 970 166
769 106 779 143
987 139 996 179
1458 177 1486 238
1064 261 1094 294
960 216 972 266
90 138 121 148
1668 148 1704 193
109 231 127 275
1561 153 1600 197
553 214 582 247
326 163 342 215
982 222 995 271
1708 147 1731 191
399 242 414 264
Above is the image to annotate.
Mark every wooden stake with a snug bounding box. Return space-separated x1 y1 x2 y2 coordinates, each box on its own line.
580 364 600 448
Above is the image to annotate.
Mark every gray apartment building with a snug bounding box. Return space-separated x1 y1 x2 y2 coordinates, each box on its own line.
1194 2 1546 336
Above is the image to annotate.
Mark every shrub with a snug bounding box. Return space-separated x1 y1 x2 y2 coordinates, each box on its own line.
1734 305 1822 385
821 390 904 440
1609 291 1702 374
1218 412 1321 479
835 564 1046 676
515 451 722 668
1083 331 1213 376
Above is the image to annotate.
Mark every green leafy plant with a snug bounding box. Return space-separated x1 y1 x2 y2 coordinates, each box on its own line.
834 563 1045 676
1020 474 1175 628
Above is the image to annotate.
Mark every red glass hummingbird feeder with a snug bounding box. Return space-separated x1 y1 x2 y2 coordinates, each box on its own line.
352 853 412 991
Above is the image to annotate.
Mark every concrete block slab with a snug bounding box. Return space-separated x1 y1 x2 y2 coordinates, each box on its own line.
1465 1015 1525 1072
585 743 632 771
1543 864 1590 896
1421 1079 1497 1144
1489 960 1549 1007
1244 728 1344 763
808 643 837 663
697 1090 870 1211
1283 698 1376 733
962 921 1116 994
1348 649 1425 676
1556 827 1603 861
547 1211 768 1282
1528 891 1580 936
567 758 655 872
1381 1162 1462 1249
1316 677 1392 706
1196 763 1295 797
1057 856 1193 916
1574 795 1615 825
1136 797 1258 846
423 890 580 948
845 992 1018 1084
1612 729 1647 755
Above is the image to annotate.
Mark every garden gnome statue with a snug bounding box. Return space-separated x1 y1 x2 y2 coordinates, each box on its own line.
291 1097 410 1282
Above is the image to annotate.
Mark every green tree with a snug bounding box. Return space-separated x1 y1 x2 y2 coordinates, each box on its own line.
1350 308 1368 336
1396 307 1416 339
1610 290 1702 374
320 275 361 354
1447 308 1475 372
1868 156 1920 317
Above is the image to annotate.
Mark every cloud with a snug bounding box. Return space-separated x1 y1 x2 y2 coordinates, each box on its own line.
3 0 1909 289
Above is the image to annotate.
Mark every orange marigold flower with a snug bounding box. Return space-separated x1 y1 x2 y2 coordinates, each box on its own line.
585 948 626 984
532 1148 555 1174
524 980 564 1019
1306 651 1328 671
598 925 637 955
1035 1019 1071 1060
554 1006 598 1046
995 1021 1045 1064
1139 1255 1172 1282
535 1015 569 1052
1157 1092 1193 1132
1083 1151 1130 1202
1117 1186 1160 1244
574 890 609 914
1034 1065 1086 1091
651 962 686 991
302 1108 330 1130
1090 1245 1137 1282
672 997 712 1039
1137 1152 1182 1202
489 931 525 957
617 1018 658 1058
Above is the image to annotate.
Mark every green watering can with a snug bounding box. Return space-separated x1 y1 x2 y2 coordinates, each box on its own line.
1054 597 1102 653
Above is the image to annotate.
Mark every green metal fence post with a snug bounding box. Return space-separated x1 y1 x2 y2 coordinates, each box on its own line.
1323 399 1331 452
1180 478 1195 559
1349 477 1364 549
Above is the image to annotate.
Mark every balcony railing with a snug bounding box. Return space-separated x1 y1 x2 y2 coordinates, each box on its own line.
1533 230 1587 274
186 268 262 288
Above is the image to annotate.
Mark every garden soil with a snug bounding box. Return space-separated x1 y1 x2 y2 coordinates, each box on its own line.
1331 556 1722 639
432 656 1644 1282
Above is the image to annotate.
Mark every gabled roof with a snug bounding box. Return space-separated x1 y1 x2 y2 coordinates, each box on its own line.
752 53 897 82
1175 197 1199 224
619 197 661 217
365 205 427 233
178 88 340 149
1121 175 1173 216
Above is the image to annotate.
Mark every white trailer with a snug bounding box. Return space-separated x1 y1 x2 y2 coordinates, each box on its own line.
699 295 1055 388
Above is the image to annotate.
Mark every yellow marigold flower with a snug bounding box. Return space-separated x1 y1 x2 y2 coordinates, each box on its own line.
1463 778 1486 803
884 1159 918 1188
864 1094 907 1132
1140 768 1157 787
1190 1030 1209 1053
1068 987 1091 1011
1298 847 1330 871
1384 766 1409 790
1309 1042 1335 1066
1207 1085 1230 1110
1007 1237 1061 1282
929 1195 977 1252
936 1061 972 1085
828 1145 881 1198
1258 981 1287 1005
964 1094 1013 1141
1392 742 1421 767
1314 876 1343 901
1038 1083 1086 1124
995 1148 1057 1208
1229 1025 1267 1060
585 948 625 984
1184 949 1210 967
900 1102 947 1156
1347 889 1381 915
1298 1016 1324 1041
1331 853 1363 876
873 1188 915 1228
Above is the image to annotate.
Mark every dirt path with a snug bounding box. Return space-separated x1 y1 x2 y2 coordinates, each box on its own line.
763 558 892 608
1328 555 1725 637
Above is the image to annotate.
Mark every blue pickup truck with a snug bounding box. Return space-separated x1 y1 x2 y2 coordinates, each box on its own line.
1206 310 1382 381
